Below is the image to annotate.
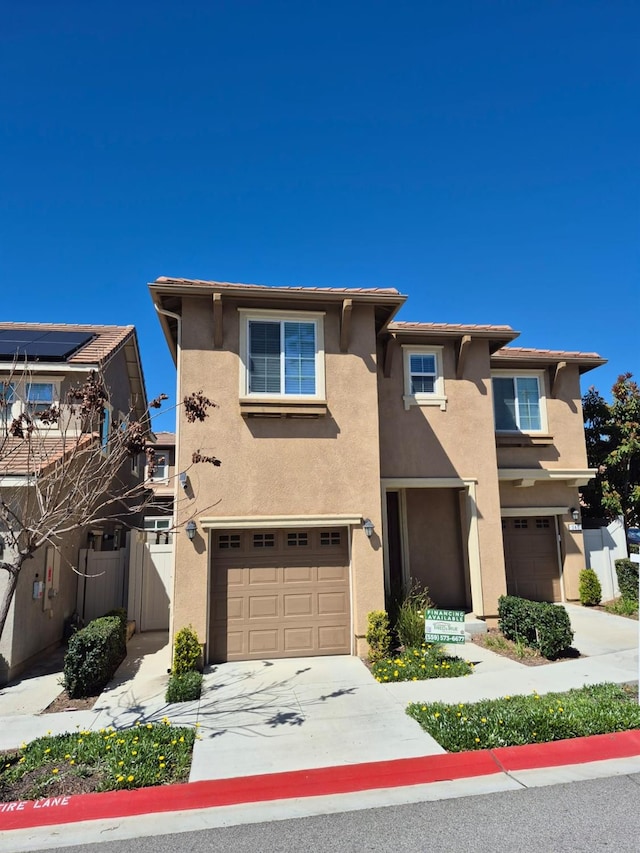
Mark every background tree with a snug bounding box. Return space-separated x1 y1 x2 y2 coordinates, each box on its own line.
0 372 218 644
581 372 640 528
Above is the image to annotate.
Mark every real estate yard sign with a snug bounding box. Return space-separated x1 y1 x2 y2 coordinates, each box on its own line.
425 609 465 644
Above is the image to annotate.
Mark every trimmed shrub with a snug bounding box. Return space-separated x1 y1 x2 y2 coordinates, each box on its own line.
498 595 574 660
579 568 602 606
104 608 128 644
535 602 574 659
166 670 203 703
615 559 639 603
63 616 126 698
172 625 202 674
366 611 392 662
395 582 434 649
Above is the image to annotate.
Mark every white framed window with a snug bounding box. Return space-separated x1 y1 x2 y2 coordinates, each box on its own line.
143 516 173 543
492 371 546 432
402 346 446 411
1 377 60 424
148 455 169 482
239 310 325 400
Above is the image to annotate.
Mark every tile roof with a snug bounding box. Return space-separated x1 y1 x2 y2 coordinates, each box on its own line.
152 431 175 444
0 433 96 477
152 277 403 297
493 346 606 362
0 323 135 365
389 321 516 334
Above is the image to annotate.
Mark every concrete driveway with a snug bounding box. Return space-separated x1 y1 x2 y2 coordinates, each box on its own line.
189 655 445 781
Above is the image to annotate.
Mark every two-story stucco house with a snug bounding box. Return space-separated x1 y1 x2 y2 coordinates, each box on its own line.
0 323 148 683
149 278 605 663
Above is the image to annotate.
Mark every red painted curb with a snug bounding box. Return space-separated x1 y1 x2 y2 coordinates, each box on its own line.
2 731 639 832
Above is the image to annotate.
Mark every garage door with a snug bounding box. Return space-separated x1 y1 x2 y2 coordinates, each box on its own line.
209 527 351 662
503 516 561 602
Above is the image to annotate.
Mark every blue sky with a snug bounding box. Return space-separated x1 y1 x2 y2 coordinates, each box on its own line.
2 1 637 431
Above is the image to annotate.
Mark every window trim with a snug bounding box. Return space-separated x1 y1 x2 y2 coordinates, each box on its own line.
1 376 62 425
401 345 447 411
239 309 326 402
491 369 547 434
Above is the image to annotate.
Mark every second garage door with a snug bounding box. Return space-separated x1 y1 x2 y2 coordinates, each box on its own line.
503 516 561 602
209 527 351 662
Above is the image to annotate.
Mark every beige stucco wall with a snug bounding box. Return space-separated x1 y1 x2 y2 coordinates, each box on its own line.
495 363 590 470
173 296 386 656
378 336 507 617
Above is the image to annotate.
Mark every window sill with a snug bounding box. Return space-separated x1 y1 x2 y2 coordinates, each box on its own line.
496 432 554 447
403 394 447 412
240 398 328 418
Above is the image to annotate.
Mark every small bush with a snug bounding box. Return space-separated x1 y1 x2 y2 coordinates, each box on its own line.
579 568 602 606
498 595 574 660
372 644 473 682
172 625 202 674
366 611 392 662
166 671 203 703
395 582 434 649
63 616 126 698
615 559 639 603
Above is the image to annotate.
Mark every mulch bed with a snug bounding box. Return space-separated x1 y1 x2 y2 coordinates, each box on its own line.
42 690 100 714
472 629 581 666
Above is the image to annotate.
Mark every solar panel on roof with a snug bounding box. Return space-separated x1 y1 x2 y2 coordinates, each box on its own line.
0 330 94 361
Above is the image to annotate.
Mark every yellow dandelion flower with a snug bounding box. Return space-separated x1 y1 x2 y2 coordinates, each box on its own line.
117 775 124 782
52 768 59 775
44 748 51 754
158 755 165 761
481 718 487 723
475 738 480 743
393 670 399 677
118 761 124 766
65 754 71 759
146 723 153 729
159 762 166 769
127 775 134 782
434 712 440 718
131 750 137 756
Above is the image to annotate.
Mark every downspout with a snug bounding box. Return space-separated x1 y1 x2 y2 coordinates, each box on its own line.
153 302 182 652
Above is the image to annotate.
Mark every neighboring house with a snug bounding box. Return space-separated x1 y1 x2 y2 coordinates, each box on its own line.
0 323 148 683
144 431 175 540
149 278 605 663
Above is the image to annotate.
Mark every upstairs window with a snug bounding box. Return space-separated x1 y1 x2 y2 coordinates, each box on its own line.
26 382 55 416
493 374 543 432
402 346 446 410
240 311 325 399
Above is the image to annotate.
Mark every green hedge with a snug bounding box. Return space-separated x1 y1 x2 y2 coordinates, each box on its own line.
579 568 602 606
63 616 126 698
615 559 639 603
498 595 574 659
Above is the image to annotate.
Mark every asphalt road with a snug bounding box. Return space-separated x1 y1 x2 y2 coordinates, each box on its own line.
25 772 640 853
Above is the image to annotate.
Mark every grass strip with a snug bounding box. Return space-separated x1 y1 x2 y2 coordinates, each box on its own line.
407 683 640 752
372 644 473 682
1 718 196 802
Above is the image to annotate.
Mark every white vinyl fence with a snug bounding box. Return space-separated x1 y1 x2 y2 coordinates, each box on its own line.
583 517 628 601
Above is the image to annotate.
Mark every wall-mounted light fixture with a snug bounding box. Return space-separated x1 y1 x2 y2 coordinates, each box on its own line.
570 507 580 523
363 518 375 538
185 520 197 541
179 472 188 492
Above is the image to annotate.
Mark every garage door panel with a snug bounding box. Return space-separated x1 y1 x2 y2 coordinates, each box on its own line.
249 567 279 584
248 629 280 655
210 528 350 662
249 595 279 618
283 566 313 583
283 593 313 616
283 627 314 652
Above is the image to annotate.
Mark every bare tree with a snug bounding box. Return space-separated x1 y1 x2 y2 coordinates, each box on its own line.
0 370 218 643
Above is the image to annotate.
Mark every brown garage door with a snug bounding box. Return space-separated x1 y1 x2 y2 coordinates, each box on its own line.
503 516 561 602
209 527 351 662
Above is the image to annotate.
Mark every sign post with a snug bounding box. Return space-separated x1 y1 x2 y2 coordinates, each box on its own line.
425 609 466 645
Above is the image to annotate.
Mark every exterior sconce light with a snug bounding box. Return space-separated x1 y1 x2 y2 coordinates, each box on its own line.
179 472 188 491
185 520 197 541
363 519 375 538
570 508 580 523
